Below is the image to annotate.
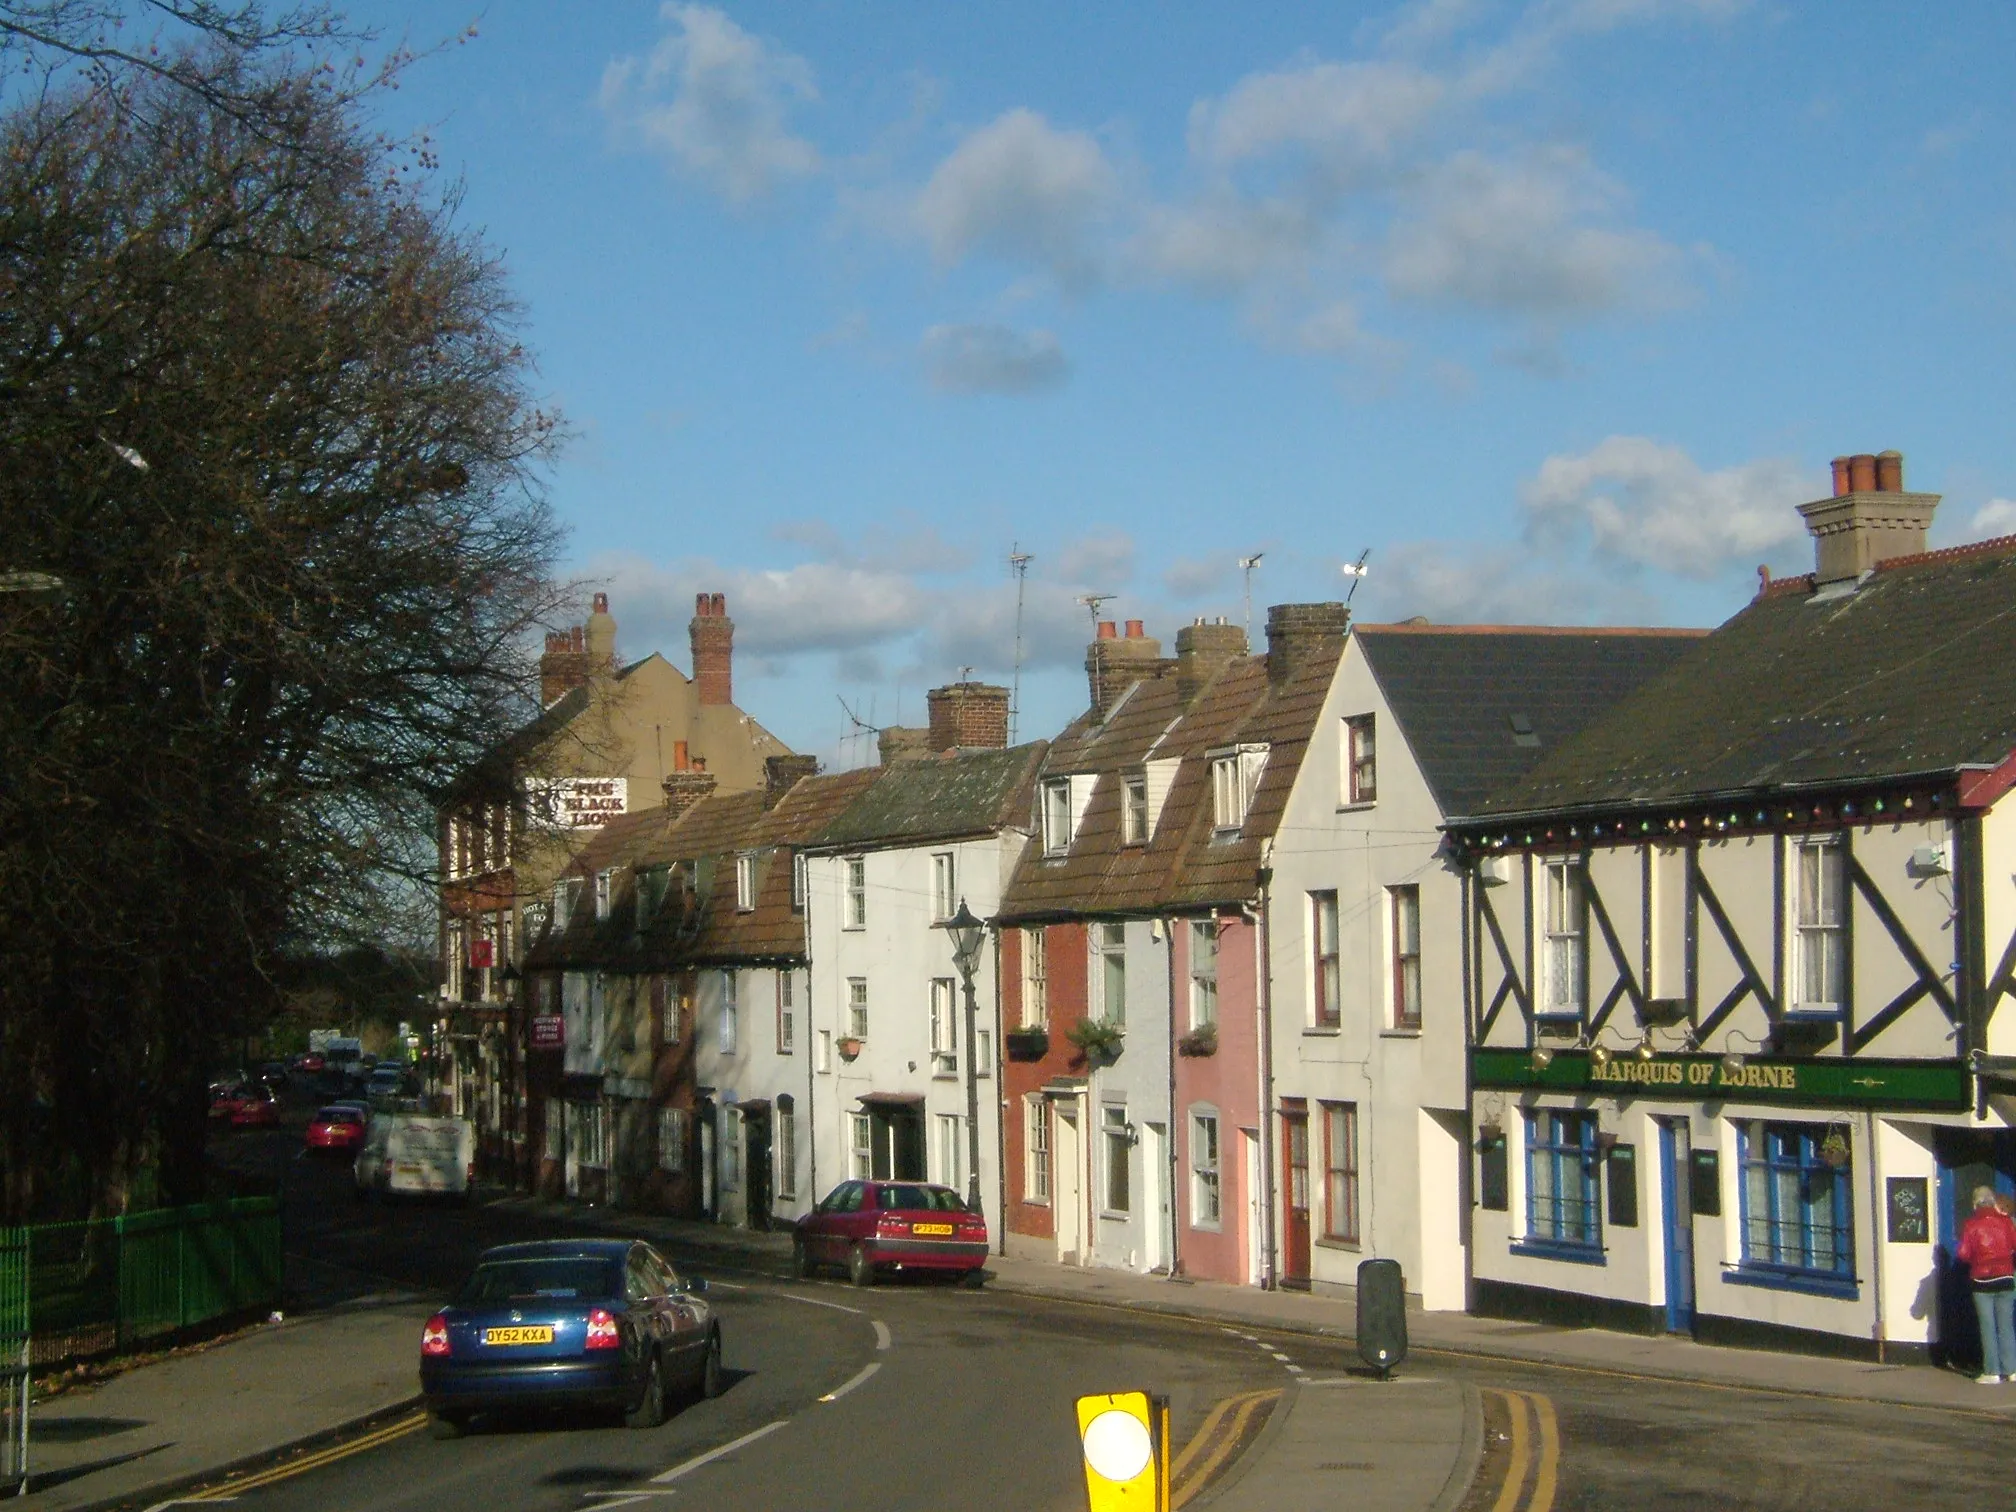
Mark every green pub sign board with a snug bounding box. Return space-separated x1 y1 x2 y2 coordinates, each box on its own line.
1472 1048 1968 1111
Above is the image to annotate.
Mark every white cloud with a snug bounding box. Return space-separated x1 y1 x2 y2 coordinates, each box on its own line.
1519 436 1809 578
1054 532 1136 589
1385 147 1692 321
1355 540 1667 625
1186 58 1447 184
1164 555 1235 597
1129 191 1321 293
919 323 1070 395
1968 499 2016 541
912 109 1119 287
599 3 819 203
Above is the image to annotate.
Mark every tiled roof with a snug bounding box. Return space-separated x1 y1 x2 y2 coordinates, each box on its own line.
1467 541 2016 820
808 743 1048 852
1352 625 1708 819
525 767 879 970
998 638 1344 922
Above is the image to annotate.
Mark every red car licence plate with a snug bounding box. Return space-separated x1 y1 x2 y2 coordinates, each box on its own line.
912 1222 954 1236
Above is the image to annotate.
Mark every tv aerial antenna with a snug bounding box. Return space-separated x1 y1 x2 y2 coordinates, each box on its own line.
1008 546 1033 744
1238 552 1264 636
1340 549 1372 606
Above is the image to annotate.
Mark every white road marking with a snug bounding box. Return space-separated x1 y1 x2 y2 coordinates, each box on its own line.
1270 1352 1292 1361
779 1291 864 1315
873 1320 892 1351
650 1420 789 1484
819 1362 882 1402
145 1501 239 1511
703 1280 747 1291
583 1493 681 1505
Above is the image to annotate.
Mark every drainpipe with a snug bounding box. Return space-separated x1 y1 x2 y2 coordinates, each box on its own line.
993 925 1008 1256
1164 915 1182 1279
1866 1108 1887 1364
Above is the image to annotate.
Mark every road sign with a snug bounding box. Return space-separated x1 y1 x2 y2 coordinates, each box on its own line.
1076 1390 1168 1510
1357 1257 1408 1377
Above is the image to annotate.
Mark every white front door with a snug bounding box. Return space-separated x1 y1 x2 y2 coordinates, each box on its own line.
1055 1105 1084 1264
1142 1123 1168 1273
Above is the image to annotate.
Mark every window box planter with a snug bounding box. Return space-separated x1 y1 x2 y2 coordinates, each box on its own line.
1004 1027 1050 1061
836 1036 863 1062
1177 1024 1218 1058
1065 1018 1124 1065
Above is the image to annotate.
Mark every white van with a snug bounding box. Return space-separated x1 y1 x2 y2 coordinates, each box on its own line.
354 1114 474 1201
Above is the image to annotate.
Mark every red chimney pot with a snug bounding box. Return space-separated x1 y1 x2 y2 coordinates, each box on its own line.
1097 621 1118 640
1124 619 1144 638
1848 453 1878 493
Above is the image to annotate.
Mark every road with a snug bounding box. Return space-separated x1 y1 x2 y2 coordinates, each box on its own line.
183 1106 2016 1512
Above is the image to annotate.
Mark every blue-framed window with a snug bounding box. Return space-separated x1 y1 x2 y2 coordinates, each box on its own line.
1736 1120 1854 1293
1522 1109 1601 1257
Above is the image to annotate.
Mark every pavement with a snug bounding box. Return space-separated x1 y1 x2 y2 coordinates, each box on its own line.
12 1189 2012 1511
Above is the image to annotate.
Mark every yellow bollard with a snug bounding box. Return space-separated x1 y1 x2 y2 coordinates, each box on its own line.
1076 1390 1169 1510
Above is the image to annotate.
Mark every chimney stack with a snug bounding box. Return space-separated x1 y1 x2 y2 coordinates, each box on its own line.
585 592 617 664
1085 618 1164 720
538 593 615 706
1264 602 1349 688
661 766 717 819
1799 450 1939 586
763 753 819 809
689 591 734 707
926 682 1011 751
1175 618 1247 703
878 726 932 766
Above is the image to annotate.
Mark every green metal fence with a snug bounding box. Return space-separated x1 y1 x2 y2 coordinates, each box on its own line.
1 1199 280 1365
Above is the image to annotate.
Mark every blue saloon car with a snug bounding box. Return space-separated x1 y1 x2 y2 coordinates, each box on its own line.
420 1239 722 1438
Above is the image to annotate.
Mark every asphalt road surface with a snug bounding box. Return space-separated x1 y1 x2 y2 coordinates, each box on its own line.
183 1101 2016 1512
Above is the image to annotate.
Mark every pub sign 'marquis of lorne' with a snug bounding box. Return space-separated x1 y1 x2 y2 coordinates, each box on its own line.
1471 1048 1969 1111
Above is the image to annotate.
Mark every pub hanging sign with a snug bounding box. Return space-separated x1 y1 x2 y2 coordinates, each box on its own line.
1471 1047 1968 1111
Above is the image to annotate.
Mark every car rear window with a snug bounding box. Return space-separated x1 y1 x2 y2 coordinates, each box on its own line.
316 1108 361 1123
457 1258 620 1305
876 1185 965 1212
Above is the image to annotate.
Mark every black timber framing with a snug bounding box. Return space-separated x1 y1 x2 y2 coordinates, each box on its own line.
1691 859 1775 1040
1584 869 1645 1037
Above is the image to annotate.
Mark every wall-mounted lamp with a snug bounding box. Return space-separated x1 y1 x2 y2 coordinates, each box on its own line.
1531 1043 1555 1070
1719 1028 1764 1078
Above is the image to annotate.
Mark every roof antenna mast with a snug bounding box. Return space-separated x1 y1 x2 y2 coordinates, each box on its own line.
1239 552 1264 637
1008 546 1033 745
1340 548 1372 606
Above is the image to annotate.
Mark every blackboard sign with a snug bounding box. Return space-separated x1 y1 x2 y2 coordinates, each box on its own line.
1887 1176 1930 1244
1690 1149 1721 1217
1607 1144 1639 1228
1479 1135 1508 1212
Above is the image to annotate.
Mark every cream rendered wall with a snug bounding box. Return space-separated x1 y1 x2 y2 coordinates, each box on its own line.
1268 641 1467 1308
1984 796 2016 1057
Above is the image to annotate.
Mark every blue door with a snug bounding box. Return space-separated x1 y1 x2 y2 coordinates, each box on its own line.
1934 1130 2016 1370
1660 1120 1695 1334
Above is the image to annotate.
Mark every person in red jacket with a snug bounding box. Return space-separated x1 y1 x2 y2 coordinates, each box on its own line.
1956 1186 2016 1382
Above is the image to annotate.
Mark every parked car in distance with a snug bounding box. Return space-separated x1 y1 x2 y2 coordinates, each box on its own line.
792 1180 989 1287
355 1114 474 1201
209 1083 260 1121
256 1061 290 1091
305 1105 368 1154
419 1238 721 1439
365 1065 409 1102
230 1090 280 1128
291 1051 326 1073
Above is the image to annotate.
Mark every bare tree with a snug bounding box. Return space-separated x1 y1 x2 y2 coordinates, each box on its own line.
0 47 565 1219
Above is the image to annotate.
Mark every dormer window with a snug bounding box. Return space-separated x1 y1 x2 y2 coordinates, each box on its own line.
1042 778 1073 856
735 852 757 912
1210 745 1268 832
636 867 669 929
1123 775 1149 845
594 869 614 921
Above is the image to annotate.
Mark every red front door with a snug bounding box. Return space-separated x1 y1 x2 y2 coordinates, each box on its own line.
1282 1114 1311 1287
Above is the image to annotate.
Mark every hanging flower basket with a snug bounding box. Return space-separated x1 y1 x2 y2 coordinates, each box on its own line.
836 1036 863 1062
1065 1018 1124 1064
1819 1129 1851 1168
1177 1024 1218 1058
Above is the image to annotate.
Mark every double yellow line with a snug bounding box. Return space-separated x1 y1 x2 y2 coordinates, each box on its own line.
1168 1388 1280 1508
184 1410 428 1500
1481 1389 1559 1512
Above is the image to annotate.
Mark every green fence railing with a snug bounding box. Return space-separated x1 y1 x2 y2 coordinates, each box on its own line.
5 1198 280 1365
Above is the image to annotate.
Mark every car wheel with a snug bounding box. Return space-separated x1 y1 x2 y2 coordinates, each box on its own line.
625 1351 667 1429
790 1237 813 1279
960 1268 987 1290
701 1329 724 1400
428 1411 466 1441
848 1243 875 1289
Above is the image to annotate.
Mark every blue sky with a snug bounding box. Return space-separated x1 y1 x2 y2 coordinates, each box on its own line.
349 0 2015 764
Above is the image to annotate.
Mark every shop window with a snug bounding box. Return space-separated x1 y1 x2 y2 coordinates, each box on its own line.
1520 1109 1601 1259
1735 1121 1855 1294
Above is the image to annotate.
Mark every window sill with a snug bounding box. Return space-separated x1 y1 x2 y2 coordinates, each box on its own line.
1510 1239 1606 1266
1021 1196 1050 1207
1304 1025 1341 1036
1721 1264 1859 1300
1099 1210 1132 1222
1336 801 1377 813
1380 1028 1423 1040
1315 1236 1361 1253
1189 1221 1223 1234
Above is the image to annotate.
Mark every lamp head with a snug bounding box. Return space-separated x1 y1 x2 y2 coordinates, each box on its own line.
1531 1044 1555 1070
944 900 986 975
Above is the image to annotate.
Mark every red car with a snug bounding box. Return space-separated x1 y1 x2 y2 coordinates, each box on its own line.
294 1051 327 1073
791 1180 988 1288
230 1090 280 1128
305 1105 367 1153
209 1082 254 1120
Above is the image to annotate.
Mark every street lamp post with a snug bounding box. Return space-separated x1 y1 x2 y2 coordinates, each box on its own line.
943 901 988 1216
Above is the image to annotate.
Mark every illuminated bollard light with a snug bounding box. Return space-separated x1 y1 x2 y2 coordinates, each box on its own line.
1076 1390 1169 1510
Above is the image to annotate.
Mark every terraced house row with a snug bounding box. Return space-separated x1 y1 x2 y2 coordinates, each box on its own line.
437 449 2016 1371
